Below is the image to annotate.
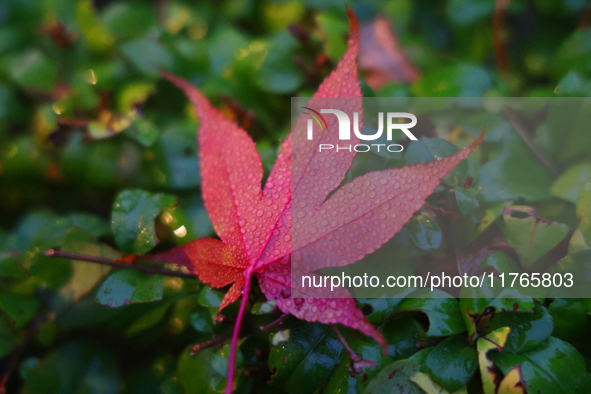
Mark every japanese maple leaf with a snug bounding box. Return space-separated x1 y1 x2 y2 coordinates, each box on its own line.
152 8 483 393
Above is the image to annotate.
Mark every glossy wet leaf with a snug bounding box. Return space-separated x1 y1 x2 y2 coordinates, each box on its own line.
111 189 176 254
382 316 423 360
477 327 511 394
96 270 163 307
268 323 343 394
324 330 385 393
395 290 465 337
423 335 477 392
409 215 442 251
549 299 589 340
363 359 423 394
489 336 587 393
487 306 553 353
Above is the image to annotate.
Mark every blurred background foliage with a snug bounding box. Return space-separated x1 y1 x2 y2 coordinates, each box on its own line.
1 0 591 393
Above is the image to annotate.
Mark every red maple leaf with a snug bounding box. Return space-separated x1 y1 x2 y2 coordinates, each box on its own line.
152 8 483 393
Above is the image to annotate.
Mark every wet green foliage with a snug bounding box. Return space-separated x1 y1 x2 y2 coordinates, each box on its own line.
1 0 591 393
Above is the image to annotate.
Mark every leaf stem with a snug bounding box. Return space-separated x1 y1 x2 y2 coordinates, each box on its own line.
225 266 254 394
259 313 288 332
331 325 376 374
44 249 196 279
190 331 233 355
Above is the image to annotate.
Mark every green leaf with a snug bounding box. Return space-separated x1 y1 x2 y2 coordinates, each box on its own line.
255 33 303 94
198 286 225 309
0 293 39 327
576 179 591 247
455 187 480 216
503 206 570 267
568 229 591 254
364 359 423 394
141 122 200 190
489 336 587 393
405 137 468 187
423 335 477 392
324 330 385 393
176 344 245 393
553 29 591 78
477 135 554 202
0 316 16 357
551 163 591 203
121 39 173 77
395 290 466 337
411 64 492 97
129 274 163 303
111 189 176 254
125 117 160 147
7 50 58 92
549 299 589 340
176 347 218 394
554 71 591 96
53 228 122 311
8 210 110 252
268 323 343 393
477 327 511 394
20 340 120 394
126 303 170 335
446 0 494 26
383 316 423 360
102 2 155 39
96 270 163 307
409 215 442 251
190 309 214 333
487 306 553 353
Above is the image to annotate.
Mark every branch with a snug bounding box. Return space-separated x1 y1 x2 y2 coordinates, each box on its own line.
502 107 560 177
44 249 196 279
493 0 512 75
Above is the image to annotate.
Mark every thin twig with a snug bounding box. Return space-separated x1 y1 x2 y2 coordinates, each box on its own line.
44 249 196 279
493 0 512 75
331 325 376 375
579 1 591 29
190 331 233 355
0 344 25 393
259 314 288 332
502 107 560 177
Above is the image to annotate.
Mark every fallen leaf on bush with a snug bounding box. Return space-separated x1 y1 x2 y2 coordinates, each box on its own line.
151 8 483 393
